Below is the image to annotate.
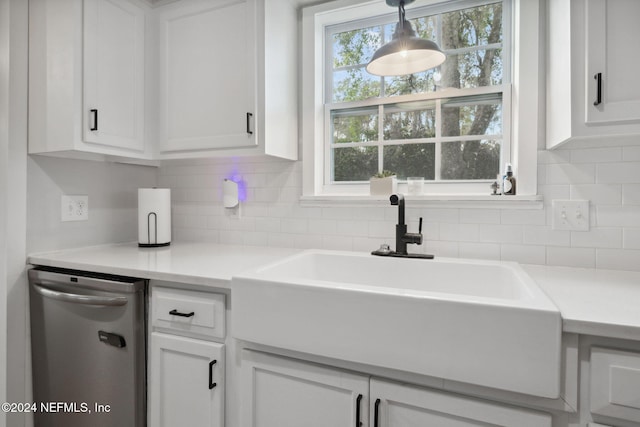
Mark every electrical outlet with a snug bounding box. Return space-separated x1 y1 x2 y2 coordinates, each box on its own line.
552 200 589 231
61 195 89 222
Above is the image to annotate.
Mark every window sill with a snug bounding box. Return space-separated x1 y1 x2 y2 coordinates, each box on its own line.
299 194 543 209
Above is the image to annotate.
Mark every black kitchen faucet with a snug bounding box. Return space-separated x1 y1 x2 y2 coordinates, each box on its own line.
372 193 434 259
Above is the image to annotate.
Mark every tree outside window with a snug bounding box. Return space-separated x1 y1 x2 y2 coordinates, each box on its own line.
328 1 506 183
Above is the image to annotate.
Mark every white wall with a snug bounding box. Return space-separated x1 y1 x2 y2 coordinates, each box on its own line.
26 156 157 254
160 141 640 272
1 0 28 426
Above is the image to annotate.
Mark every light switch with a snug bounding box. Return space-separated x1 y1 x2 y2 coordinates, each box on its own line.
552 200 589 231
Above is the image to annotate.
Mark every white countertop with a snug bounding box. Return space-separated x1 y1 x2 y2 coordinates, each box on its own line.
524 264 640 341
27 242 640 340
28 242 300 288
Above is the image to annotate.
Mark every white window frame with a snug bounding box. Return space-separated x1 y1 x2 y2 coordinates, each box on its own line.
302 0 541 202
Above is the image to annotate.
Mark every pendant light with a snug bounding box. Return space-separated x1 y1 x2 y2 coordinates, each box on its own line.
366 0 446 77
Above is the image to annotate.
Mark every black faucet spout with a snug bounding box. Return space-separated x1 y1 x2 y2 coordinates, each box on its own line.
390 193 405 226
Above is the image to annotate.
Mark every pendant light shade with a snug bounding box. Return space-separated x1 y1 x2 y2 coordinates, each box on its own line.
366 0 446 77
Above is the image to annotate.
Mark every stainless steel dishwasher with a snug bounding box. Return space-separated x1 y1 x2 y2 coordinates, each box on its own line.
29 267 146 427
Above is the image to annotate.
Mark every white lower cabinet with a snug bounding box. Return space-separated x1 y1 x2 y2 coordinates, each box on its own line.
242 350 552 427
370 378 551 427
241 350 369 427
149 332 225 427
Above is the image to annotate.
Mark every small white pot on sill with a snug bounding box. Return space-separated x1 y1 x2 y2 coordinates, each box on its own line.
369 175 397 196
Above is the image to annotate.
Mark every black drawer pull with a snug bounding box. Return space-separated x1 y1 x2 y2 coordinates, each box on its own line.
246 112 253 135
374 398 381 427
90 109 98 131
594 73 602 106
355 394 362 427
209 360 217 389
169 309 194 318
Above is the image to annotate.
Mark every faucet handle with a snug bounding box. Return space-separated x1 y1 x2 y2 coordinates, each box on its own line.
418 217 423 234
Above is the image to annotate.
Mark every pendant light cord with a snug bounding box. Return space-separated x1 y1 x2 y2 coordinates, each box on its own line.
398 1 407 35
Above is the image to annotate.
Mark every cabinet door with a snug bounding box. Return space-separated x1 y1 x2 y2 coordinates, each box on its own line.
83 0 145 152
157 0 257 154
149 332 224 427
585 0 640 124
241 350 369 427
370 378 552 427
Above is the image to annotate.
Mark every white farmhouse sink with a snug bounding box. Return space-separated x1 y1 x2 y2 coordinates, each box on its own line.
232 250 561 398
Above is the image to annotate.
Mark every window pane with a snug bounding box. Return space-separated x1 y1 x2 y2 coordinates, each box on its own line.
383 144 435 180
332 68 381 102
333 26 382 68
384 102 435 140
439 2 503 89
440 3 503 49
442 96 502 137
385 70 437 96
410 15 438 42
441 140 501 180
332 109 378 143
440 48 503 89
333 146 379 181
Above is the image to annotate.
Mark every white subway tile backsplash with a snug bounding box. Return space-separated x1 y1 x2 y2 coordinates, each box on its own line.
597 162 640 184
546 247 596 268
321 235 353 251
500 209 546 225
243 231 268 246
523 226 571 247
570 228 622 249
459 209 499 224
336 220 370 237
570 184 622 205
478 224 523 244
425 241 459 258
623 228 640 249
160 145 640 272
597 205 640 227
368 221 394 239
546 163 596 184
268 233 295 248
293 234 324 249
308 219 338 236
623 184 640 205
439 223 479 242
459 242 501 260
280 218 308 234
571 147 622 163
596 248 640 272
254 217 281 233
500 244 546 265
622 146 640 161
538 149 571 164
538 185 571 206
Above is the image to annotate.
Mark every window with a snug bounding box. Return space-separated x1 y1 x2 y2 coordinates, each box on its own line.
302 0 541 200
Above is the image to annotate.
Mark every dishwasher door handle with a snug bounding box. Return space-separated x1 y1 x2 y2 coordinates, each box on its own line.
31 283 128 307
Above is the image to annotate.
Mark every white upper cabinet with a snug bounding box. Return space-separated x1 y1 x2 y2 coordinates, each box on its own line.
83 0 145 151
154 0 298 160
547 0 640 149
29 0 152 162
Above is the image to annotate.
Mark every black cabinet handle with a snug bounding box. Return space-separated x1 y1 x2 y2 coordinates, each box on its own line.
90 109 98 131
169 309 194 318
374 398 381 427
246 112 253 135
355 394 362 427
594 73 602 106
208 360 217 389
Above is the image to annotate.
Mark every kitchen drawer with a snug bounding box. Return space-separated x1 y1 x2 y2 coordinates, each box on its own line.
591 347 640 422
151 287 225 340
